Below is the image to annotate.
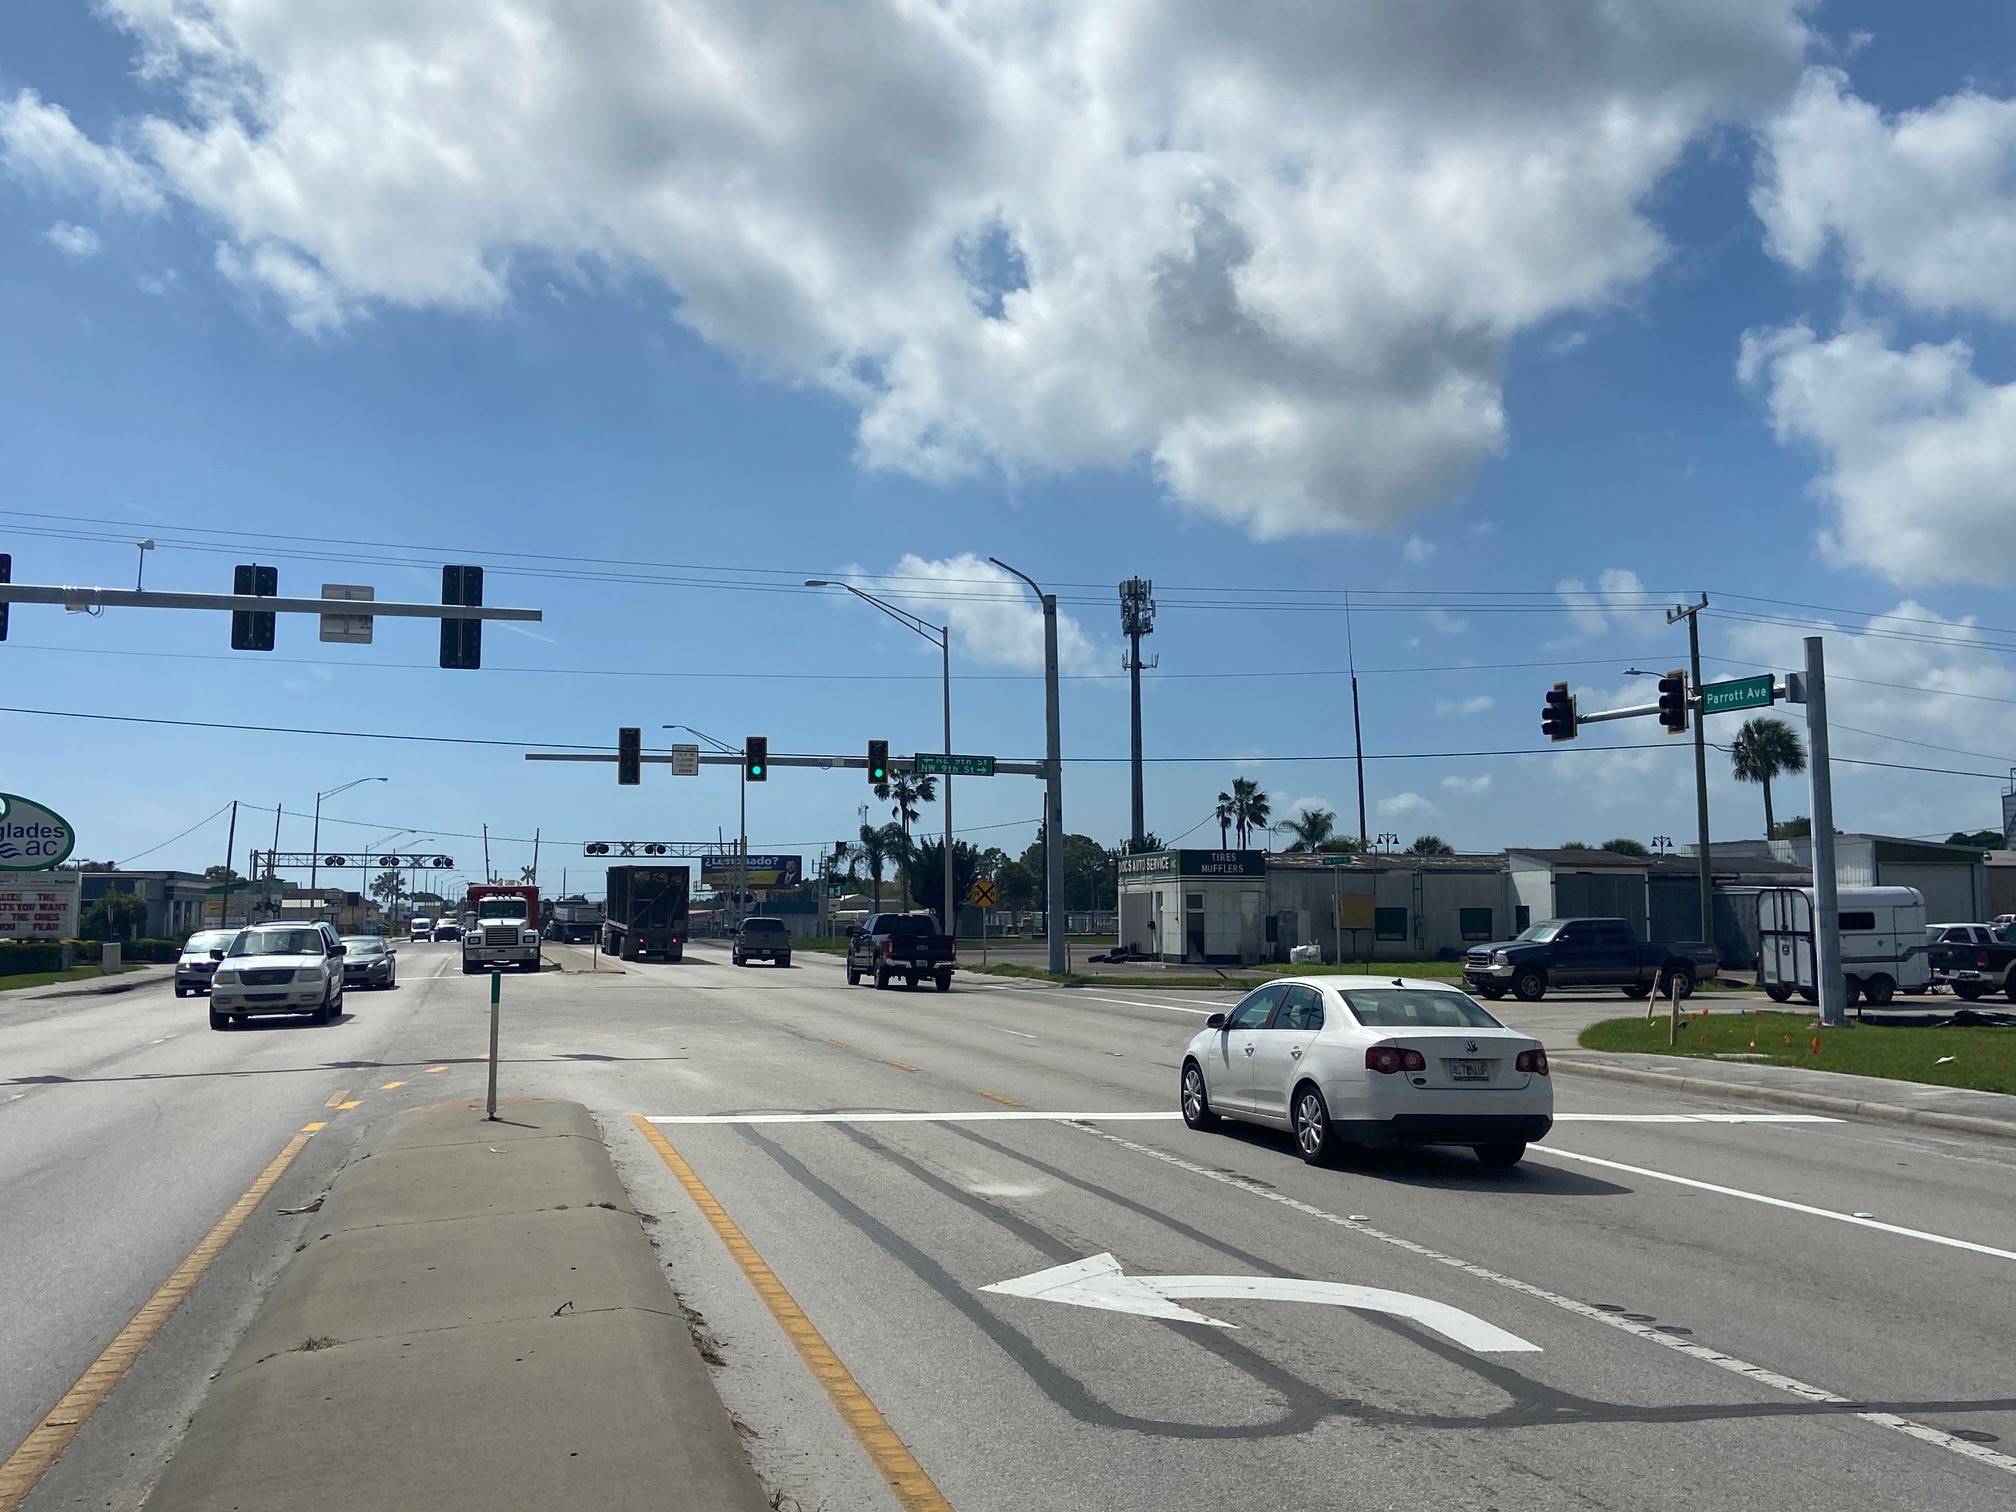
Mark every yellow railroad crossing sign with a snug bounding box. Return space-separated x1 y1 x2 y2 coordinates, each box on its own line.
968 879 1000 908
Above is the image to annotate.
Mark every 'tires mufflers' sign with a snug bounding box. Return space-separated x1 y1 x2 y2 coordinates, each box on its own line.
0 793 77 871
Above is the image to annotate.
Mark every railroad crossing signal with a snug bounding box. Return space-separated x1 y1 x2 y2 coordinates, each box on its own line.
230 564 277 651
968 879 999 908
745 735 768 782
617 727 642 786
867 738 888 784
0 553 9 642
1540 681 1578 742
1657 669 1690 735
439 564 483 670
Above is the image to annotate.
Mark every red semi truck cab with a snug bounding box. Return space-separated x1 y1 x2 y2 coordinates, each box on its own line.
462 884 542 974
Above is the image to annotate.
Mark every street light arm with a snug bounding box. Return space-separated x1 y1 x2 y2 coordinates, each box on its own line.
319 775 388 802
662 724 737 754
987 557 1044 601
806 581 945 645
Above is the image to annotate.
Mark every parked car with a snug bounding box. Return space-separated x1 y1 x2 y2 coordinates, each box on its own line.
173 928 240 997
1463 918 1719 1002
845 913 955 991
732 916 792 967
340 935 398 990
1929 920 2016 1002
207 923 347 1030
434 920 462 942
1180 977 1552 1167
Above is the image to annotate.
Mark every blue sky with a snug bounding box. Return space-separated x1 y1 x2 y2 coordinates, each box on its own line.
6 2 2016 894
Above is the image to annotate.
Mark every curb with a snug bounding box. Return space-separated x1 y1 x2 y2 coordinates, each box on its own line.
4 967 168 1001
1552 1056 2016 1143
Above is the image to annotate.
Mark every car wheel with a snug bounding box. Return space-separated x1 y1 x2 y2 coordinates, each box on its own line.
1622 984 1650 999
1669 967 1696 1000
1844 977 1863 1009
1180 1061 1218 1130
1474 1142 1527 1169
1292 1083 1342 1167
1954 982 1987 1001
208 1004 230 1031
1797 987 1818 1006
779 957 792 968
1765 983 1793 1003
846 967 861 986
1512 967 1546 1002
1864 973 1896 1006
1478 983 1507 1000
462 960 480 975
874 964 889 990
175 984 188 998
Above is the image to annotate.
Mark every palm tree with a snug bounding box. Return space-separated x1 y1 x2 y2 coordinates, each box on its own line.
1731 717 1808 838
854 823 902 912
1214 790 1237 848
1226 777 1271 848
1406 835 1454 856
873 772 937 908
1283 806 1337 853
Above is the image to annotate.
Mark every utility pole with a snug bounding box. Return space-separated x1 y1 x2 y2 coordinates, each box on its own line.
483 823 492 884
1803 636 1847 1028
267 804 282 919
530 828 540 887
219 800 237 926
1347 594 1367 850
1667 595 1713 946
1119 578 1156 852
991 558 1066 975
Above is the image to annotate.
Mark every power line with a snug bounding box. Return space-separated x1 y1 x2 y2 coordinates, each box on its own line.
114 802 233 867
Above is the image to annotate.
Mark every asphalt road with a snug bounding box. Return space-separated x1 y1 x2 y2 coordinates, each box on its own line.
5 941 2014 1510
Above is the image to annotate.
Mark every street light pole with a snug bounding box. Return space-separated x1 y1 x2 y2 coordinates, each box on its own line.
990 558 1065 976
805 582 956 938
310 777 387 916
666 725 747 929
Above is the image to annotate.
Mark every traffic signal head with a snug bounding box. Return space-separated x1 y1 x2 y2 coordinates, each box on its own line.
230 563 277 652
1541 681 1578 742
0 551 10 642
440 564 483 670
617 727 642 786
1657 670 1689 735
867 738 888 784
745 735 768 782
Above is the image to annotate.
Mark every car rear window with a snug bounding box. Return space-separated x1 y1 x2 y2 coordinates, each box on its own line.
742 919 787 934
1341 989 1505 1030
882 916 934 936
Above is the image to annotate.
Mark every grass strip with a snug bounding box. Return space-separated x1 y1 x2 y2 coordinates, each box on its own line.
0 964 147 993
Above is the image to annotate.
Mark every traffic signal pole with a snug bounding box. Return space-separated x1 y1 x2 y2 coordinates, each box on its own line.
1668 596 1713 948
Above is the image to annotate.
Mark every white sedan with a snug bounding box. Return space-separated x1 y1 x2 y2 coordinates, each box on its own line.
1179 977 1553 1167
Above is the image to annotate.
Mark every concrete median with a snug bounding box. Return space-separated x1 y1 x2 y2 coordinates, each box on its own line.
144 1098 768 1512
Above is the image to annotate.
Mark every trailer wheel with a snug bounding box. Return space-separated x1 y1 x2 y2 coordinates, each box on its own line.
1954 982 1987 1001
1765 982 1793 1003
846 966 860 986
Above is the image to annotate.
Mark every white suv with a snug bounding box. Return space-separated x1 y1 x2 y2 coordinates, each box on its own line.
208 922 347 1030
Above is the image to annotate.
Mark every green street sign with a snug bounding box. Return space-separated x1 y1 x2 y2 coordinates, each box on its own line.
914 752 997 777
1700 675 1775 715
825 881 844 899
1320 854 1356 867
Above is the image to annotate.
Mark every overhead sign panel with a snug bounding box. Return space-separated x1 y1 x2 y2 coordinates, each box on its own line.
915 753 997 777
669 743 700 777
319 583 375 644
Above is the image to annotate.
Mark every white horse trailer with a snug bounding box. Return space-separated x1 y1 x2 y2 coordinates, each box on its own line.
1757 886 1929 1008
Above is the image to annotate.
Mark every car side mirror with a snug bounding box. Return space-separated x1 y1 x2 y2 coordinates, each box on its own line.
209 949 226 961
332 945 347 956
1206 1012 1227 1029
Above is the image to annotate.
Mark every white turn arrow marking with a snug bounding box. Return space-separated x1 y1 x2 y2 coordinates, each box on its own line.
981 1252 1541 1353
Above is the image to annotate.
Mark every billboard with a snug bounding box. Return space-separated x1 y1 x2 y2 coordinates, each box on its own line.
0 871 81 939
700 854 803 890
0 793 76 871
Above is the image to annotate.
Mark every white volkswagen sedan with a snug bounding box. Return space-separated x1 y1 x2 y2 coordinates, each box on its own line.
1179 977 1552 1167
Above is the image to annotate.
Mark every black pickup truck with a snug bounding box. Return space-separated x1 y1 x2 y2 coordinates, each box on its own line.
1928 924 2016 1001
846 913 955 992
1464 917 1720 1002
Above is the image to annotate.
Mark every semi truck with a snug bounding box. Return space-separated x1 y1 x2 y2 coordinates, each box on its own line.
602 866 689 962
545 893 604 944
462 884 542 974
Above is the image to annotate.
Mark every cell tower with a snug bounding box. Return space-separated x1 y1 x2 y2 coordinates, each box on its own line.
1119 578 1157 852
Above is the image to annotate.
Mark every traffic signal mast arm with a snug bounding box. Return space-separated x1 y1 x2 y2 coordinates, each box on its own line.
525 751 1051 777
0 582 542 622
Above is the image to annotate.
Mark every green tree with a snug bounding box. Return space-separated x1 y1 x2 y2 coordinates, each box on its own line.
203 865 240 885
1283 807 1337 853
1947 829 2002 848
1770 816 1811 840
1216 776 1270 848
1730 716 1808 839
1406 834 1454 856
1559 840 1592 850
1213 791 1236 848
78 888 148 941
853 823 902 912
1600 837 1650 858
370 869 406 909
1122 832 1163 856
909 840 982 927
873 772 937 906
1317 836 1366 854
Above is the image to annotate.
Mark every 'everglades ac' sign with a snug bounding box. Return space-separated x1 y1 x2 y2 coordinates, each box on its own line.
0 793 77 871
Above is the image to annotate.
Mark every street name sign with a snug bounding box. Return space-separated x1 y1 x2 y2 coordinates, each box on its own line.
669 743 701 777
1320 854 1355 867
1700 675 1775 715
915 753 996 777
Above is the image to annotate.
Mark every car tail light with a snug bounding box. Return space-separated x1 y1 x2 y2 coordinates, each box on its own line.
1366 1046 1427 1074
1978 950 1992 970
1516 1048 1550 1076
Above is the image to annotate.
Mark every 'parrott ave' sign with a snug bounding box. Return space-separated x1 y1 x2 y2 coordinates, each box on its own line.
0 793 76 871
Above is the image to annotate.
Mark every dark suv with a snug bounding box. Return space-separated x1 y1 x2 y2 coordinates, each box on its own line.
732 917 792 967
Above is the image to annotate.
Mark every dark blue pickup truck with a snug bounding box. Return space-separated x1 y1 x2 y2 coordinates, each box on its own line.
1464 917 1719 1003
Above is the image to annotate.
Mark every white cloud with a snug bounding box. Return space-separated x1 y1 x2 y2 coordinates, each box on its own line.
1737 323 2016 585
1434 694 1494 717
0 90 162 212
1425 607 1467 637
1549 567 1652 644
44 221 101 258
1755 68 2016 320
1377 791 1436 820
1441 773 1492 795
850 553 1103 675
1402 535 1435 565
14 1 1810 537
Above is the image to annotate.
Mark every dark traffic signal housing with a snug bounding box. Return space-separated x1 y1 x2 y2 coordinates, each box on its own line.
1540 681 1578 742
617 727 642 786
867 738 889 784
745 735 768 782
440 564 483 669
230 563 278 651
0 552 10 642
1657 670 1689 735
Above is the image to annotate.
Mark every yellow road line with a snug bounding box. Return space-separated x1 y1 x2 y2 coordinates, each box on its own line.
379 1080 405 1090
424 1065 447 1074
0 1132 315 1511
883 1060 919 1073
973 1089 1023 1108
629 1116 953 1512
324 1089 349 1107
336 1101 362 1111
300 1121 326 1133
824 1038 849 1050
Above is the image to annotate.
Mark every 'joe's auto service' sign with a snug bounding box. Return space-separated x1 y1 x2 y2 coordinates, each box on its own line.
0 793 75 871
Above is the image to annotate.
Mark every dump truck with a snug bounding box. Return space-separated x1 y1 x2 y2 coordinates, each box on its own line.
602 866 689 962
462 884 542 974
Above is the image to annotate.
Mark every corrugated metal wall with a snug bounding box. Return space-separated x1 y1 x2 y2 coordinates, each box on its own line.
1552 872 1646 936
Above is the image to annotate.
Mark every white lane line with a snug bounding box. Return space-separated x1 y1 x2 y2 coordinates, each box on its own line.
1541 1146 2016 1262
650 1111 1183 1125
1553 1113 1839 1124
989 1025 1039 1040
1076 993 1219 1015
1080 1125 2016 1478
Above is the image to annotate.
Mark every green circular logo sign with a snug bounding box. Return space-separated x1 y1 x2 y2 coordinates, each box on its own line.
0 793 77 871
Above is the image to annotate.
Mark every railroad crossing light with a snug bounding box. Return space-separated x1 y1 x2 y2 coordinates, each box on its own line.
1540 682 1578 743
0 552 10 642
440 565 483 670
745 735 768 782
230 564 277 651
617 727 642 786
1657 670 1689 736
867 738 888 784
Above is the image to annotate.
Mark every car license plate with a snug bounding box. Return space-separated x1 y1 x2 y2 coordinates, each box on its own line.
1447 1059 1492 1082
